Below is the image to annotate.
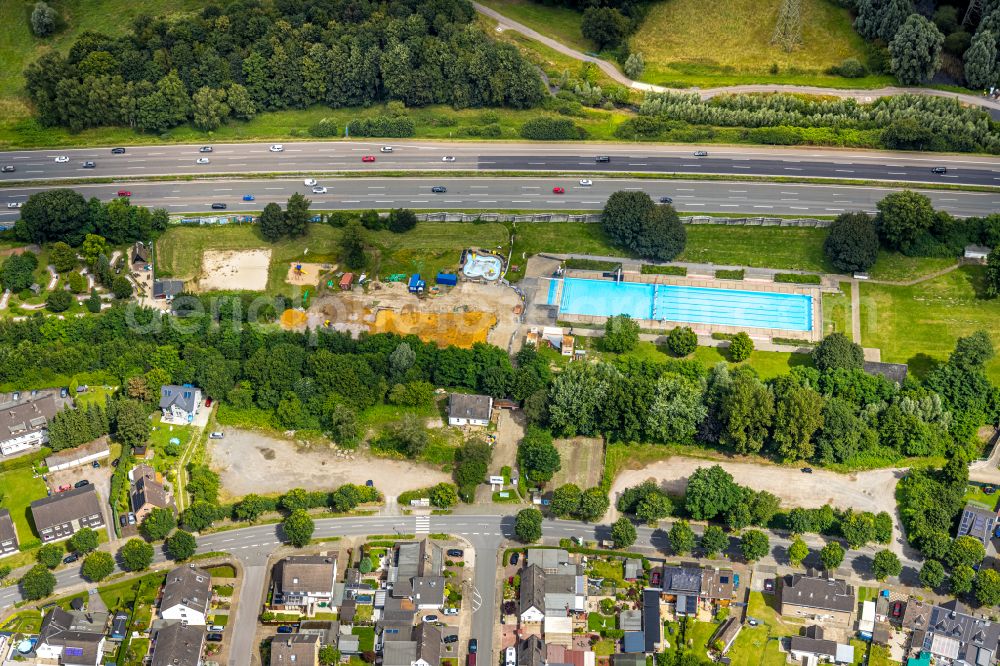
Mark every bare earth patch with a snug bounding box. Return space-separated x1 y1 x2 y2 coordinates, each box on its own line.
286 261 334 287
209 427 451 500
550 437 604 490
198 249 272 292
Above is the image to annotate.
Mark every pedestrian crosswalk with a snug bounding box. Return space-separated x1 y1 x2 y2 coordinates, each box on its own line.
415 516 431 535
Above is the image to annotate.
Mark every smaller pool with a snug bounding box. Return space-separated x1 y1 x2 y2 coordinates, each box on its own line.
546 280 558 305
17 638 36 654
463 252 502 281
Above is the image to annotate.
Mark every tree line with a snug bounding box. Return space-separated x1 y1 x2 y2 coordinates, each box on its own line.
24 0 545 134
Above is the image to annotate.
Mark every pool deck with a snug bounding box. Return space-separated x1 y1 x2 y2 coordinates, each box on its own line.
550 268 823 342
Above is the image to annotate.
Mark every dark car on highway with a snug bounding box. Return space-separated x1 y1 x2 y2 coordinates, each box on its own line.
931 167 947 174
82 161 96 168
111 147 126 154
659 196 673 204
199 146 213 153
211 203 227 210
432 186 447 193
595 156 610 163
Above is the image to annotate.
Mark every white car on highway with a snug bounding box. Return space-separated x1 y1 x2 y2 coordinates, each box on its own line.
311 186 328 194
380 146 393 153
269 144 284 152
7 202 22 208
579 179 593 186
196 157 210 164
54 156 69 163
442 156 455 162
304 178 317 186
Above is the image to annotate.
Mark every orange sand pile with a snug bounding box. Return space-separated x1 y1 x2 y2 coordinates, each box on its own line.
280 308 308 329
370 310 496 347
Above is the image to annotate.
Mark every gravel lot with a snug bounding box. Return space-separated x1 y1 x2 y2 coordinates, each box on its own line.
209 427 451 501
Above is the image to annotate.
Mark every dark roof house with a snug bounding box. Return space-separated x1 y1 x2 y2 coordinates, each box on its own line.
36 607 106 666
957 502 997 549
863 361 908 385
151 622 206 666
902 600 1000 664
780 573 855 615
520 564 545 617
160 565 211 620
0 508 18 554
447 393 493 424
518 636 546 666
30 484 105 543
270 634 319 666
159 385 199 414
153 279 184 298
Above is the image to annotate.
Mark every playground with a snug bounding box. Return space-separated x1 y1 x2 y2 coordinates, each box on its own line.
285 261 332 287
462 250 503 281
197 249 271 292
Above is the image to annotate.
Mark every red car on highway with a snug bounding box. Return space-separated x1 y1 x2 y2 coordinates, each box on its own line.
362 155 376 162
117 190 131 197
552 186 565 194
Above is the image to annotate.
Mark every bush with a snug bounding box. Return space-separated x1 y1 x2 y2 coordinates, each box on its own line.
774 273 822 284
716 269 744 280
30 1 58 37
831 58 867 77
346 116 415 138
46 289 72 312
665 326 698 357
520 117 585 140
728 332 754 362
309 118 339 137
640 265 686 276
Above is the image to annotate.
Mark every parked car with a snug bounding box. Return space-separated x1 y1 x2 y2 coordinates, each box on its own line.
54 156 69 163
444 634 459 644
443 608 459 616
931 167 948 174
243 194 255 201
205 398 213 407
92 461 100 468
366 480 374 487
211 203 227 210
552 187 565 194
510 552 519 565
312 186 328 194
74 480 90 488
111 147 126 154
1 165 14 172
304 178 317 186
269 144 284 152
985 486 997 495
127 512 137 525
422 615 439 623
764 579 774 592
82 161 96 168
6 202 22 209
801 467 813 474
579 179 592 186
120 515 129 527
207 633 223 642
117 190 132 197
380 146 394 153
892 601 903 617
208 625 225 632
276 626 294 634
469 639 478 654
63 553 79 564
196 157 210 164
659 196 673 204
209 432 224 439
57 484 72 492
199 146 214 153
694 150 708 156
442 156 456 162
431 186 447 193
447 549 464 558
362 155 376 162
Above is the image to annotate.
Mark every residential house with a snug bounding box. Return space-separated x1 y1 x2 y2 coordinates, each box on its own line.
547 648 594 666
153 279 184 300
544 616 573 647
299 621 340 648
109 612 129 641
131 242 150 268
619 610 642 632
378 596 416 643
544 571 584 617
130 464 174 522
701 569 736 605
382 624 440 666
45 437 110 472
274 555 338 616
642 589 661 654
35 607 107 666
340 599 358 626
520 564 545 623
789 627 854 665
411 576 445 610
30 484 106 543
0 392 58 456
902 599 1000 665
391 540 442 598
858 601 876 639
622 633 645 654
519 636 546 666
413 623 442 666
271 634 319 666
956 503 997 551
527 549 570 575
447 393 493 427
710 617 743 655
624 559 643 581
151 621 206 666
779 573 855 625
160 565 211 626
661 566 703 616
0 508 18 555
382 639 418 666
612 654 646 666
160 385 202 423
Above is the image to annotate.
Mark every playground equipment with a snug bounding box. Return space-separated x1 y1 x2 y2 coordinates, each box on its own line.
462 251 502 281
386 273 407 282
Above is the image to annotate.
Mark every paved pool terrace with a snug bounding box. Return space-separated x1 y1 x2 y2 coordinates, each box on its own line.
543 270 823 342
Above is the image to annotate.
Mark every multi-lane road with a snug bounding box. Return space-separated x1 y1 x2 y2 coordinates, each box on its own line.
2 176 999 220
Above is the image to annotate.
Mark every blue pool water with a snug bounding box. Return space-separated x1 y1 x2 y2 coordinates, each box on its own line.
558 278 813 331
547 279 558 305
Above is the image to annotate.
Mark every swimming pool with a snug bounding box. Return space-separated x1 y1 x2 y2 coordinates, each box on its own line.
558 278 813 331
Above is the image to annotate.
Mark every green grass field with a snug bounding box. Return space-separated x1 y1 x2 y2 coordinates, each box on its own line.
479 0 593 53
0 466 47 545
632 0 891 88
964 485 1000 510
823 282 851 337
860 266 1000 381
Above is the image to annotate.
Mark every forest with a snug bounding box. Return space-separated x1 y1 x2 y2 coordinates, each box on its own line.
23 0 546 133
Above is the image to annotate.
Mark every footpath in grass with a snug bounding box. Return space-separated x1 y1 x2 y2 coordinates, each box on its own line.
478 0 593 53
860 266 1000 382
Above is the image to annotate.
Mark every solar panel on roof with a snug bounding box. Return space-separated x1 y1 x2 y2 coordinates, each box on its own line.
65 647 84 656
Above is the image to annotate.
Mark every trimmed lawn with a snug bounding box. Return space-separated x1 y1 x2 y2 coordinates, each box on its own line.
204 564 237 577
0 466 47 545
592 639 616 657
823 282 852 337
588 612 616 632
352 626 375 652
678 226 830 272
588 559 624 584
75 385 115 407
964 485 1000 511
632 0 890 89
728 627 787 666
1 609 42 633
615 341 813 380
868 253 957 282
747 591 803 637
859 266 1000 381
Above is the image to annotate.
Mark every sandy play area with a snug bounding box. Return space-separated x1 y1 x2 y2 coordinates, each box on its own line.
372 310 496 347
198 249 271 291
210 427 451 500
286 262 332 287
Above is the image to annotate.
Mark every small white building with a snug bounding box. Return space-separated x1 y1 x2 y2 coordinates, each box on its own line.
0 393 58 456
159 385 202 424
447 394 493 427
965 245 992 262
46 437 110 472
858 600 876 636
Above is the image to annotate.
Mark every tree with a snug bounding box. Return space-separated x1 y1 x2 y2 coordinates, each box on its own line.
603 314 640 353
719 372 774 454
283 509 315 547
429 483 458 509
68 527 99 554
646 373 706 444
685 465 740 520
876 190 936 252
119 538 154 571
771 382 824 462
0 565 10 581
611 517 637 548
46 289 72 312
37 543 64 569
81 234 107 265
388 209 418 233
518 427 561 484
700 525 729 558
577 487 610 521
30 1 58 37
140 507 176 541
813 333 864 372
114 399 149 449
623 53 645 79
819 542 845 570
111 275 132 299
0 253 38 292
182 501 219 532
668 520 697 555
20 564 56 600
975 568 1000 606
601 191 685 261
873 512 893 544
320 646 341 666
950 564 976 595
339 220 367 269
166 530 197 560
515 508 543 543
551 484 583 518
259 203 284 242
85 288 102 313
50 242 77 272
67 271 86 293
919 559 945 589
234 494 268 522
889 15 943 85
728 332 754 362
788 537 810 567
82 552 115 581
985 250 1000 298
581 7 630 49
17 189 90 244
284 193 311 238
824 212 879 273
964 30 996 89
948 535 986 568
740 530 770 562
192 86 230 131
873 549 902 580
453 439 491 496
666 327 697 357
841 511 877 549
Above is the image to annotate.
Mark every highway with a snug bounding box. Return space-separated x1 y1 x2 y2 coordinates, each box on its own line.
0 512 922 666
1 176 998 221
0 141 998 186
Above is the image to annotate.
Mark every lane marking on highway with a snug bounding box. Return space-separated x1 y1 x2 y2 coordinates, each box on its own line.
888 172 906 175
581 201 601 204
528 162 545 165
784 167 802 171
343 200 360 203
470 185 489 188
265 187 284 190
719 204 738 207
753 205 773 208
825 208 845 211
478 200 497 203
472 588 483 612
789 206 810 210
731 165 751 169
835 169 854 173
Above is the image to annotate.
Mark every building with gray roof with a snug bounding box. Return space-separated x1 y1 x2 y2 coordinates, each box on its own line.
903 600 1000 665
0 391 58 456
270 634 319 666
160 565 211 626
160 385 202 423
0 508 18 555
151 622 206 666
780 573 855 625
30 484 105 543
35 607 107 666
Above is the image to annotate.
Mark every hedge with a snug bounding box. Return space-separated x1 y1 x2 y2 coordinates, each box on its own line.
774 273 822 284
520 117 585 140
640 265 687 276
715 269 745 280
346 116 416 138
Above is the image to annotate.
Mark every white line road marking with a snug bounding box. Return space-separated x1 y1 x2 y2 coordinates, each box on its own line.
835 169 854 173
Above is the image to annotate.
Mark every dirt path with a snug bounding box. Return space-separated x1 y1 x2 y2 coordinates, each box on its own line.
210 427 451 501
492 410 524 477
